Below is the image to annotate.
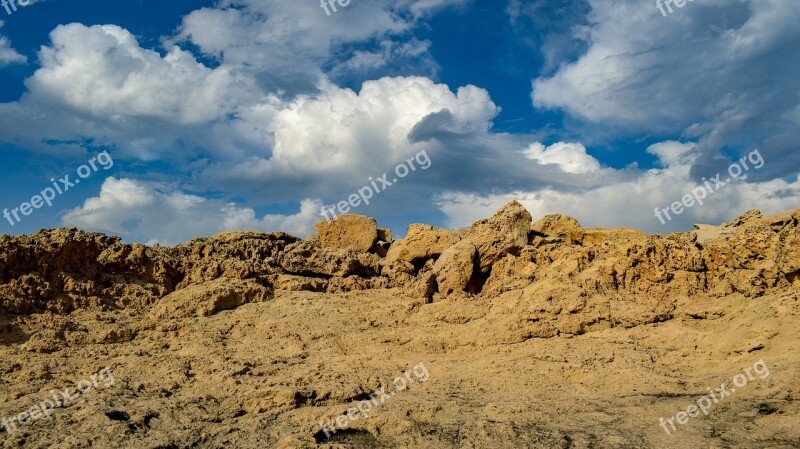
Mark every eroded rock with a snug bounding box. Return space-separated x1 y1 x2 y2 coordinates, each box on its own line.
315 215 378 253
386 224 461 264
149 278 272 319
279 240 380 278
433 240 478 296
468 200 532 272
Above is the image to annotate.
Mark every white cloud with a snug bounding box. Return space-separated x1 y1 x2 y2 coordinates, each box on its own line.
523 141 601 174
203 76 501 195
0 21 25 66
438 141 800 233
27 24 257 125
62 178 322 244
531 0 800 178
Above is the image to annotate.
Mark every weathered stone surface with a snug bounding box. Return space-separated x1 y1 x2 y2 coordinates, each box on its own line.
1 203 799 318
279 240 380 278
468 200 532 272
377 228 393 243
326 276 393 293
724 209 763 228
481 250 538 297
530 213 583 244
149 277 271 319
433 240 478 295
381 259 416 286
386 224 461 264
274 274 328 292
314 215 378 253
403 271 437 302
172 231 296 288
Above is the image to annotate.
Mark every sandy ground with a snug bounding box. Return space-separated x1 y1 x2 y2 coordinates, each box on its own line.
2 287 799 449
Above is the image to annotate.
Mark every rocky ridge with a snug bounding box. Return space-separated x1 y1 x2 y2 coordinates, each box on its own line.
1 202 799 449
1 202 797 331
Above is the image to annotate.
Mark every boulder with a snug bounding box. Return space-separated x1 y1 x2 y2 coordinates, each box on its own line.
530 213 583 244
468 201 532 272
279 240 380 278
433 240 478 296
481 250 538 297
386 224 461 264
314 215 378 253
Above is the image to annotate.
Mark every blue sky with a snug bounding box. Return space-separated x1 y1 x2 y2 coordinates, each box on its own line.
0 0 798 244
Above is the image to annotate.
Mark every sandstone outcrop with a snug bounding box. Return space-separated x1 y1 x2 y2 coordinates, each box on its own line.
314 215 378 253
1 204 798 332
279 239 380 278
530 213 583 244
432 240 478 296
467 200 532 272
149 277 271 319
386 224 460 264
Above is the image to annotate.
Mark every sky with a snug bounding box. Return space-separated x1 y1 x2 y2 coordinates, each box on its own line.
0 0 798 244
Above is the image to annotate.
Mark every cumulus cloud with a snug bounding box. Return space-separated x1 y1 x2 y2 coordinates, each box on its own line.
200 75 625 212
0 21 25 66
203 76 499 194
61 178 322 245
531 0 800 179
523 142 600 174
28 24 256 125
438 141 800 233
170 0 463 95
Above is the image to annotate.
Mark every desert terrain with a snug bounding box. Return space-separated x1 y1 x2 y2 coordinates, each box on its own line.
1 202 799 448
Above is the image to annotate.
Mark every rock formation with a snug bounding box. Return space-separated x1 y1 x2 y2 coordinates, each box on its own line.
1 203 799 448
2 202 797 317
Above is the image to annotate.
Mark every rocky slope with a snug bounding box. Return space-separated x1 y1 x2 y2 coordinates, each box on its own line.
0 202 798 448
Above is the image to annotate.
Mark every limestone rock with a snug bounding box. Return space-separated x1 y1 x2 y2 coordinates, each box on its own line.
403 271 437 302
274 274 328 292
279 240 380 278
377 227 393 243
482 250 538 297
433 240 478 296
172 231 296 288
386 224 460 264
468 200 532 272
314 215 378 253
326 276 393 293
381 259 416 286
724 209 763 228
531 213 583 244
